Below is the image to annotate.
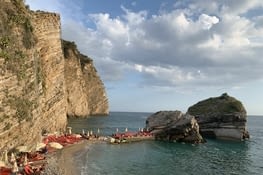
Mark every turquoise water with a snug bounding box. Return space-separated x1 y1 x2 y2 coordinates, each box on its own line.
68 112 263 175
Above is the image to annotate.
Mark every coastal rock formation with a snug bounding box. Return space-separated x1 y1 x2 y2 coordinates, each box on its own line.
63 41 108 117
0 0 67 150
187 93 249 140
146 111 204 143
0 0 108 150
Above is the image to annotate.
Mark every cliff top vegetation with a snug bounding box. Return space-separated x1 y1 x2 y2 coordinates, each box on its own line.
188 93 246 115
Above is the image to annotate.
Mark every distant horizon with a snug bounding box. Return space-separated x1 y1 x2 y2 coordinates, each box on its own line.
107 111 263 116
26 0 263 115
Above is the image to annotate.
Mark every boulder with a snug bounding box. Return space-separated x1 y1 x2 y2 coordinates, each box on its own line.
187 93 249 140
146 111 204 144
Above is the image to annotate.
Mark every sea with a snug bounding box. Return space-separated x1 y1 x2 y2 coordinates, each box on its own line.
68 112 263 175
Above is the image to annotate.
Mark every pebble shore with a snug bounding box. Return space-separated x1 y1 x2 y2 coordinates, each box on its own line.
43 140 90 175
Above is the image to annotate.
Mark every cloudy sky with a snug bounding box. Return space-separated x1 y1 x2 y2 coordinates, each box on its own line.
26 0 263 115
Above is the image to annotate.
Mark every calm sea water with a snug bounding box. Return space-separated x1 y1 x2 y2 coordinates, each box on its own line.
68 112 263 175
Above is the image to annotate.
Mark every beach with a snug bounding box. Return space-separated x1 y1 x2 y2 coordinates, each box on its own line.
43 140 90 175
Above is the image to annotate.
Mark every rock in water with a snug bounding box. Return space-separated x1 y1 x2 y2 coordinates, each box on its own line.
146 111 204 144
187 93 249 140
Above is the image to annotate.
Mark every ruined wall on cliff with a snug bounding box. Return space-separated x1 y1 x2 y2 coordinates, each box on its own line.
0 0 67 150
63 41 109 117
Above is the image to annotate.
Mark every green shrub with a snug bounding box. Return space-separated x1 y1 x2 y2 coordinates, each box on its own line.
0 36 10 49
7 96 33 122
8 14 25 25
0 50 9 59
3 122 12 131
16 98 33 121
4 49 28 81
22 17 36 49
188 93 245 115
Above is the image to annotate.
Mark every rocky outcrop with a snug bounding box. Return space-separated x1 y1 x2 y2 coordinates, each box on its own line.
0 0 108 150
146 111 204 143
187 93 249 140
63 41 108 117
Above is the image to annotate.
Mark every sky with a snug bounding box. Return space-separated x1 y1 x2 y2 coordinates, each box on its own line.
26 0 263 115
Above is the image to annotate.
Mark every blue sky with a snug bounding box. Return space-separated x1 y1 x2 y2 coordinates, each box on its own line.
26 0 263 115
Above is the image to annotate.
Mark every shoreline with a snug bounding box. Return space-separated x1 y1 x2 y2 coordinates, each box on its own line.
43 140 90 175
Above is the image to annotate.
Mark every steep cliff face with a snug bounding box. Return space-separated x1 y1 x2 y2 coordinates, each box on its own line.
32 11 67 133
0 0 67 150
63 40 109 117
0 0 108 150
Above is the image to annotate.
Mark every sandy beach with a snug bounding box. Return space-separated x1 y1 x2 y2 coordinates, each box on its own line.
43 140 90 175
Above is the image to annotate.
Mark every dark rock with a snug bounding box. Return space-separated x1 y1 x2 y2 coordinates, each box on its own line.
187 93 249 140
146 111 204 144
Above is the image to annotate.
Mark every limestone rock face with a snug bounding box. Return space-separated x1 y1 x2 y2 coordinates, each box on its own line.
0 1 67 150
146 111 204 143
0 0 108 150
187 93 249 140
63 41 109 117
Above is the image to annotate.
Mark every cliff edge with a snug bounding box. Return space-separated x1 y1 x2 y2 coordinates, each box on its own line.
0 0 108 150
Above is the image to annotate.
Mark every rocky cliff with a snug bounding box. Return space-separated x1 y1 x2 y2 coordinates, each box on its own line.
146 111 204 143
63 40 108 117
187 93 249 140
0 0 108 150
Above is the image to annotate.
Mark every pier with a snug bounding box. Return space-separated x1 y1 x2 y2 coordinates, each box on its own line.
109 129 154 144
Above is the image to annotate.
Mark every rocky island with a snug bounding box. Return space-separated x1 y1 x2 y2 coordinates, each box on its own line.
146 111 204 143
0 0 108 150
188 93 249 140
146 93 249 142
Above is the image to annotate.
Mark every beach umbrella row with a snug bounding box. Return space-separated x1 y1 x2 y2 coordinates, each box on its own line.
81 129 101 136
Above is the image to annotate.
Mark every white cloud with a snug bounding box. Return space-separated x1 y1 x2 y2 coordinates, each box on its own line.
198 14 219 30
134 64 143 72
198 34 222 49
27 0 263 89
133 65 202 87
188 0 263 16
220 0 263 15
90 13 128 41
121 6 147 25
